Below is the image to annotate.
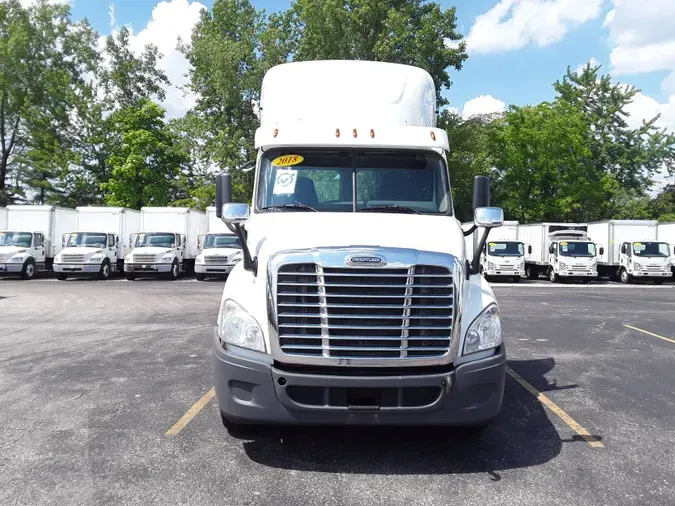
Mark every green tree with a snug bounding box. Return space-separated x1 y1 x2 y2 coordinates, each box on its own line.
651 184 675 221
554 64 675 194
489 101 615 222
0 0 97 204
292 0 467 107
101 99 187 209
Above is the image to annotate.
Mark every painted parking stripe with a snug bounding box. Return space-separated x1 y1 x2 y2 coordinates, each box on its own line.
165 387 215 436
624 325 675 345
506 367 604 449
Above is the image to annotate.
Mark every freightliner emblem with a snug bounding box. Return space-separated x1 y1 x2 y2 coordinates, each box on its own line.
346 255 387 266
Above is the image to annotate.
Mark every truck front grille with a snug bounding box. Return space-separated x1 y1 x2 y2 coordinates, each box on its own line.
133 254 157 263
0 254 11 263
61 254 86 263
204 256 229 265
276 264 453 361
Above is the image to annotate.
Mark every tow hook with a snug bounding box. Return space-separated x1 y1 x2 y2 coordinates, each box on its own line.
441 375 454 393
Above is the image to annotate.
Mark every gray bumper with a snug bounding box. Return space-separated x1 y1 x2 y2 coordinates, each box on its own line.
213 333 506 426
0 263 23 274
53 263 100 273
124 263 172 273
195 264 234 274
632 271 672 278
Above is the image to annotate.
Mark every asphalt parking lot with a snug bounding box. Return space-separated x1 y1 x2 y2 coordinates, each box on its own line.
1 278 674 505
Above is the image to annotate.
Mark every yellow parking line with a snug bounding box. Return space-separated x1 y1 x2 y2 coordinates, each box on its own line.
624 324 675 345
506 367 604 449
165 387 215 436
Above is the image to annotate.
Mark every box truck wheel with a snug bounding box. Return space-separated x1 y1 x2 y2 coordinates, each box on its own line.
98 260 111 280
220 412 252 437
548 268 559 283
125 273 137 281
526 265 538 280
56 273 68 281
195 273 206 281
168 260 180 280
21 259 36 280
620 268 632 284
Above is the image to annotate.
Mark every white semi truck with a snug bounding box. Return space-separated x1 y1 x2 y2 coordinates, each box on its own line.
520 223 600 282
53 207 141 280
124 207 206 280
194 207 242 281
0 205 76 279
588 220 672 283
465 221 528 281
211 60 507 432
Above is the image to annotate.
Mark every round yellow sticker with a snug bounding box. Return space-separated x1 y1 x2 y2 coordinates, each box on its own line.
272 154 304 167
489 242 496 246
560 241 568 245
634 242 642 246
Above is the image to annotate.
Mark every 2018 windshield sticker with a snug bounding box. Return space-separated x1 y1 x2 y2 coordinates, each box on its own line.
273 169 298 195
272 154 304 167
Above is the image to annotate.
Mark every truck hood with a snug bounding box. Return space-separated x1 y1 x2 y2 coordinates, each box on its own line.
247 212 465 265
0 245 28 256
60 246 104 256
201 248 242 258
130 247 172 256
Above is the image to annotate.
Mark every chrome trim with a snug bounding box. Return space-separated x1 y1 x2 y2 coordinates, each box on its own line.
267 247 463 367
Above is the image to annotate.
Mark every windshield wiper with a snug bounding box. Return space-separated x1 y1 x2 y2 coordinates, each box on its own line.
359 205 422 215
261 204 318 212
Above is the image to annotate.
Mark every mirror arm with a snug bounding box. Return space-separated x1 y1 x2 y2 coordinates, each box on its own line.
463 224 477 237
470 227 491 276
234 223 257 275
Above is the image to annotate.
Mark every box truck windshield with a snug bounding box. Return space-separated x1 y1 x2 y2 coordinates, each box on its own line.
487 241 523 257
66 233 107 248
633 242 669 257
559 242 596 257
204 235 241 249
0 232 32 247
136 233 174 248
257 149 451 215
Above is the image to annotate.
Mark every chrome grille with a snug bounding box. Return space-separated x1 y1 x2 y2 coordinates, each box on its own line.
61 254 86 263
133 254 157 263
496 264 516 271
204 256 229 265
0 254 11 263
276 264 453 360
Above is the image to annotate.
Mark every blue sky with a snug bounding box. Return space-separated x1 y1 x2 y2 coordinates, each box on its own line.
67 0 674 134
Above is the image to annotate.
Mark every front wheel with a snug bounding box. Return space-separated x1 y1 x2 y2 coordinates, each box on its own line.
653 279 664 285
125 274 136 281
549 268 559 283
526 265 538 280
512 276 521 283
168 261 180 280
195 273 206 281
620 269 631 284
56 273 68 281
98 260 111 280
21 259 36 280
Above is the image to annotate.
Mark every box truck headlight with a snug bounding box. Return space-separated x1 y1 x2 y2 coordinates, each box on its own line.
488 261 495 269
464 304 502 355
160 254 173 262
196 255 204 264
634 262 642 270
217 299 265 352
88 254 104 262
125 254 132 263
559 262 567 270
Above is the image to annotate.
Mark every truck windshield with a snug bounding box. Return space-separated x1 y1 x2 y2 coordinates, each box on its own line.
66 233 107 248
257 149 452 214
0 232 32 247
136 233 175 248
633 242 669 257
487 241 524 256
205 234 241 249
559 242 596 257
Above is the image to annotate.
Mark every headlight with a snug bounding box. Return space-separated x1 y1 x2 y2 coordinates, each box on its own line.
217 299 265 352
11 256 24 262
125 255 132 262
634 262 642 270
196 255 204 264
464 304 502 355
488 261 495 269
55 255 62 262
560 262 567 269
89 255 104 262
160 254 173 262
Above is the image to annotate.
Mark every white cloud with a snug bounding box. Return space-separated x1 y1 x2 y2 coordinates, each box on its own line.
575 57 600 74
461 95 506 119
466 0 604 54
108 2 116 29
109 0 206 118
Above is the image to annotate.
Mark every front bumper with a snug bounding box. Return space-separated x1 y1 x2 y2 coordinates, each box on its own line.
559 270 597 277
0 263 23 274
213 333 506 426
632 271 672 278
124 262 172 273
53 263 101 273
485 269 523 277
195 264 234 274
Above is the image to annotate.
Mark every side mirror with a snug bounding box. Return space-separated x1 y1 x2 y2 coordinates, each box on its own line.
528 244 533 255
473 207 503 228
216 173 233 218
472 176 491 211
62 233 68 248
222 203 251 225
197 234 205 251
621 244 626 254
548 244 554 254
599 246 604 256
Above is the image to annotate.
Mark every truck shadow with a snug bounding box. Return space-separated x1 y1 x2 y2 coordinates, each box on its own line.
240 357 598 475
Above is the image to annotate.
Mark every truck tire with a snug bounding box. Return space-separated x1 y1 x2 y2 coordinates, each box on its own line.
21 259 36 280
220 412 253 437
56 273 68 281
98 260 111 280
526 265 538 280
619 268 632 284
653 279 664 285
125 274 137 281
512 276 521 283
195 273 206 281
168 260 180 280
549 268 559 283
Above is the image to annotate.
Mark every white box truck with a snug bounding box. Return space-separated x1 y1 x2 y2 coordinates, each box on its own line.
211 60 507 432
465 221 528 281
0 205 76 279
0 207 7 229
656 222 675 273
589 220 672 283
53 207 141 280
124 207 206 280
520 223 600 282
194 207 243 281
